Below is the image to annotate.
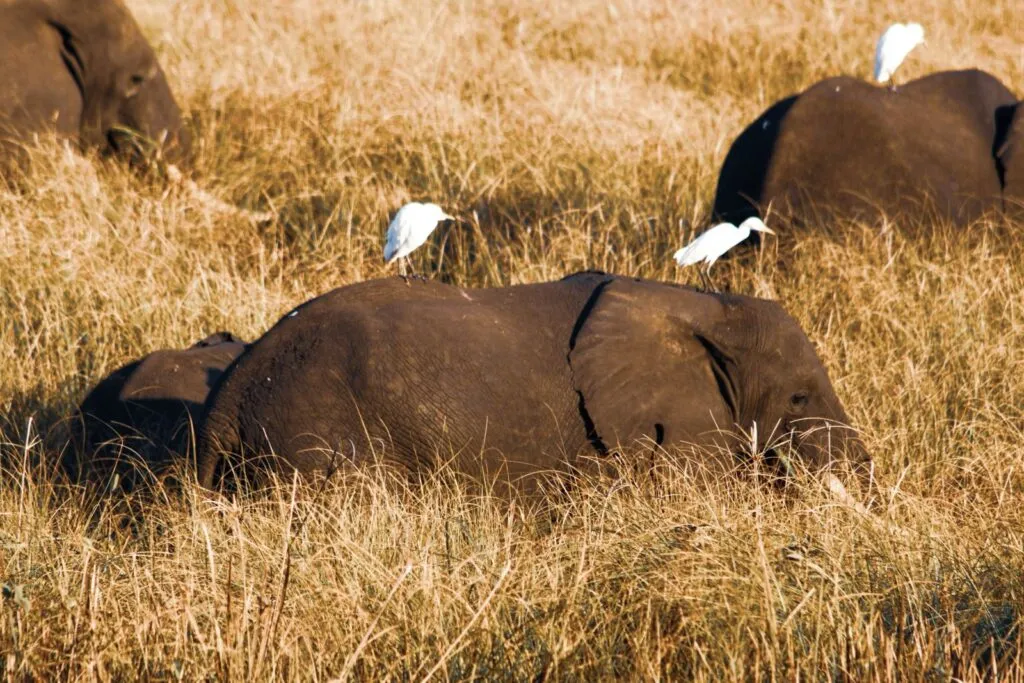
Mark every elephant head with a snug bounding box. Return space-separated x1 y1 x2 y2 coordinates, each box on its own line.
569 279 870 488
50 0 189 161
68 331 247 491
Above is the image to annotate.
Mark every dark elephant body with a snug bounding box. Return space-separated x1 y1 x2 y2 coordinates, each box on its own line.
70 332 246 490
197 274 868 493
1000 103 1024 217
199 276 599 489
0 0 188 163
713 70 1017 226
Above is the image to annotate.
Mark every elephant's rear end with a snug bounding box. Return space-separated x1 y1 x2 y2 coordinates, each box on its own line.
759 77 932 222
195 278 472 488
195 276 607 491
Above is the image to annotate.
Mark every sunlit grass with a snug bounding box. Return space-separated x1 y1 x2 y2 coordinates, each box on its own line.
1 0 1023 678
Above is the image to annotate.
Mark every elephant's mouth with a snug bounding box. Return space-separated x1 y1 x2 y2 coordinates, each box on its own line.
106 128 128 154
730 445 791 488
105 126 158 163
739 427 800 486
764 446 797 478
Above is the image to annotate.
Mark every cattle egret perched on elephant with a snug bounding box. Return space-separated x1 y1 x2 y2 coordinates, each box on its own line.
673 217 775 289
383 202 454 277
873 23 925 86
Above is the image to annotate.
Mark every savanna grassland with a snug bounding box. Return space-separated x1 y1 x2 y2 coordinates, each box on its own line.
2 0 1024 679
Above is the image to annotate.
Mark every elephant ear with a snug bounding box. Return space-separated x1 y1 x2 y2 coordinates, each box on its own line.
569 279 740 452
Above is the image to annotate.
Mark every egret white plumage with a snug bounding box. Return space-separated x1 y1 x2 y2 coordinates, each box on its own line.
673 217 775 289
873 22 924 86
383 201 454 277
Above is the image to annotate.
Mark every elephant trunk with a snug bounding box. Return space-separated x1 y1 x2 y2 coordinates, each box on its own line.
824 473 872 515
159 123 191 165
790 420 875 499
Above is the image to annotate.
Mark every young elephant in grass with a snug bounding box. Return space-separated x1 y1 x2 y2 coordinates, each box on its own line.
69 332 247 492
196 273 871 498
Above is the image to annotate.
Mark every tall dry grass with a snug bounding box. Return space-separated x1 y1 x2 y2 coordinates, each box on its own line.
1 0 1024 678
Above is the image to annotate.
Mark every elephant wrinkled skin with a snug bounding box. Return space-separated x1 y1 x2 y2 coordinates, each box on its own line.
69 332 246 490
0 0 189 164
196 273 869 494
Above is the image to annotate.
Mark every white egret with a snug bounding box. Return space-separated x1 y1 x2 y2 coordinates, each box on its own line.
383 201 454 277
673 216 775 289
873 22 924 86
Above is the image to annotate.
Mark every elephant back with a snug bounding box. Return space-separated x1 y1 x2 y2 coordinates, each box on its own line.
714 70 1014 226
711 94 799 226
766 74 1004 223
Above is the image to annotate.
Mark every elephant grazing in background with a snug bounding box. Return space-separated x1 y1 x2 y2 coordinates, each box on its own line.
69 332 247 492
0 0 190 164
196 273 870 496
713 69 1018 229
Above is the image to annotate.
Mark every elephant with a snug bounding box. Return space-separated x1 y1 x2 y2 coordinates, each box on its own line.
712 69 1018 230
0 0 189 165
69 332 247 491
998 102 1024 217
196 273 870 496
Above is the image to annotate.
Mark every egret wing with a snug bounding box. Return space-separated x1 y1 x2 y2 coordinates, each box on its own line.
383 203 422 263
873 27 893 81
383 219 405 263
673 235 709 267
873 23 921 83
674 222 735 267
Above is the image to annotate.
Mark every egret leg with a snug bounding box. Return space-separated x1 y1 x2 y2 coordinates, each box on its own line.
399 257 411 285
697 269 717 293
407 259 428 282
703 267 721 294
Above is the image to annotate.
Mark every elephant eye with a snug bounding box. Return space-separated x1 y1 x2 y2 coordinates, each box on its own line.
125 74 146 98
790 392 809 409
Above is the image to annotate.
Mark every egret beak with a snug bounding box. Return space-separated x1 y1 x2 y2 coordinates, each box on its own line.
747 219 776 235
